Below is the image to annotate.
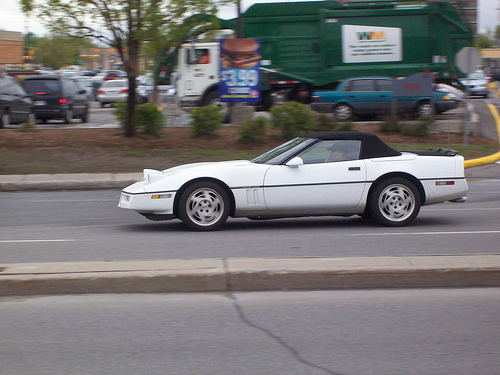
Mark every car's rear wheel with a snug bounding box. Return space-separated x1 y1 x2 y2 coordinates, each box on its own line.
369 178 421 227
0 111 10 127
178 181 230 231
334 103 353 121
64 109 73 124
81 106 89 123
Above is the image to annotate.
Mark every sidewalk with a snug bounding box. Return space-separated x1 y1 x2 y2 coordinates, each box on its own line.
1 255 499 296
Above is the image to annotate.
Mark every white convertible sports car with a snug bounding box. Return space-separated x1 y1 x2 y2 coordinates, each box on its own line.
119 131 468 231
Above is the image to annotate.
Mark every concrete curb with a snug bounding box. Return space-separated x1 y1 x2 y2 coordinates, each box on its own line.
0 172 143 191
1 255 499 296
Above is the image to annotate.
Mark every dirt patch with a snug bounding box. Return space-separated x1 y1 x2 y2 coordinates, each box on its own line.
0 126 496 175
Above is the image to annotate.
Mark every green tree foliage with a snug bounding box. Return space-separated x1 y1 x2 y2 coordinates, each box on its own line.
27 34 94 69
20 0 233 136
475 34 494 49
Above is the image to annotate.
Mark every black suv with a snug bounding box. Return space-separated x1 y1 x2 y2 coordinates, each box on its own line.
23 76 90 123
0 74 33 128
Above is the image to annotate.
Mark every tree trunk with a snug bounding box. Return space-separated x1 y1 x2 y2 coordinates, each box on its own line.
124 36 141 137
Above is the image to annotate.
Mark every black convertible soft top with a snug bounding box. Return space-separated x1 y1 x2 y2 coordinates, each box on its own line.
302 131 401 159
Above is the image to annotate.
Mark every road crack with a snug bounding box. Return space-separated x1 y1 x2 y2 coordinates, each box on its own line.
226 292 344 375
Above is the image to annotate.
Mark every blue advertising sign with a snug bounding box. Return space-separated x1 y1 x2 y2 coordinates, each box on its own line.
219 39 261 103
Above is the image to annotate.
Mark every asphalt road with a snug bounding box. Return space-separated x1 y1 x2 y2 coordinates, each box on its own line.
1 178 499 264
1 289 499 375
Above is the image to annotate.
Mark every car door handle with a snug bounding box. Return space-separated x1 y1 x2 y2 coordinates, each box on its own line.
348 167 361 171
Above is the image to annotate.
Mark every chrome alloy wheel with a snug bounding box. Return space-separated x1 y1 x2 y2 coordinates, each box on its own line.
378 183 416 222
186 187 225 227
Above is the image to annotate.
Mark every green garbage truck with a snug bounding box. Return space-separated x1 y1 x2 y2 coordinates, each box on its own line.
157 0 473 110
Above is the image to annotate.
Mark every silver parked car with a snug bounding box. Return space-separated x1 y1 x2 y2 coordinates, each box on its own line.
459 70 489 98
96 79 128 107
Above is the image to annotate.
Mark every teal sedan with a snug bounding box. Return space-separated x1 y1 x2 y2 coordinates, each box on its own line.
310 77 460 121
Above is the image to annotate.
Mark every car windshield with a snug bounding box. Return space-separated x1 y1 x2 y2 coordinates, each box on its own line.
251 137 315 165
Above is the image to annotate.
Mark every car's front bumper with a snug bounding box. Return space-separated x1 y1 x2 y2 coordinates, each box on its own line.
119 190 177 216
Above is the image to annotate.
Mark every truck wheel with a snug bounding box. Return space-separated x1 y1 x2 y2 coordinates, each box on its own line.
205 91 230 123
334 104 353 121
369 177 421 227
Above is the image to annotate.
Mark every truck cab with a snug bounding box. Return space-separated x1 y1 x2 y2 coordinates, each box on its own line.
176 42 220 108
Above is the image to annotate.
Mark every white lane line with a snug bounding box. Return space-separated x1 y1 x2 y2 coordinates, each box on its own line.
348 230 500 237
28 199 112 203
0 239 77 244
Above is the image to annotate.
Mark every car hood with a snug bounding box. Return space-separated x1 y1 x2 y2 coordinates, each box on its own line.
123 160 262 194
459 79 488 86
158 160 248 176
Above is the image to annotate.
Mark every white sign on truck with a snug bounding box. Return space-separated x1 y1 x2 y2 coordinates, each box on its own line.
342 25 402 64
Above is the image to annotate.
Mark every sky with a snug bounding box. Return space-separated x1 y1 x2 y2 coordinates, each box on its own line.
0 0 498 37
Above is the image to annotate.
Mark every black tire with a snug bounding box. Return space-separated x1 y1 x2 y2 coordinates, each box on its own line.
81 106 89 123
0 111 9 127
177 181 230 231
334 103 353 121
64 108 73 124
369 178 421 227
415 100 433 118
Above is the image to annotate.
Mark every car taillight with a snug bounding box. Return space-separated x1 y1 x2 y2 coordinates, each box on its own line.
59 98 68 104
120 89 129 93
312 96 321 102
36 92 46 95
97 90 105 95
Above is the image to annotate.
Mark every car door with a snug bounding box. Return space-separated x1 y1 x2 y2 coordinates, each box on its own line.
65 80 85 116
1 77 31 124
343 79 378 115
262 140 367 214
374 78 393 116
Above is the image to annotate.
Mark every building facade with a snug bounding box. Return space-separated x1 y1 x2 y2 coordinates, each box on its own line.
0 30 24 65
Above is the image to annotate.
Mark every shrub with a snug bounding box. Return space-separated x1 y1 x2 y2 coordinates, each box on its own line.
379 115 402 133
401 116 432 137
315 113 337 132
114 101 166 136
190 105 224 137
136 103 166 136
113 101 127 128
337 121 354 131
270 101 317 138
239 116 269 143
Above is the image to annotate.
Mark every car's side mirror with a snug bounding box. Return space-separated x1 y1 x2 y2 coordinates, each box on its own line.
286 157 303 168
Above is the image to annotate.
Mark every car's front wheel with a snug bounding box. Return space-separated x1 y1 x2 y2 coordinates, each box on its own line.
178 181 230 231
369 178 421 227
415 100 433 118
334 103 353 121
